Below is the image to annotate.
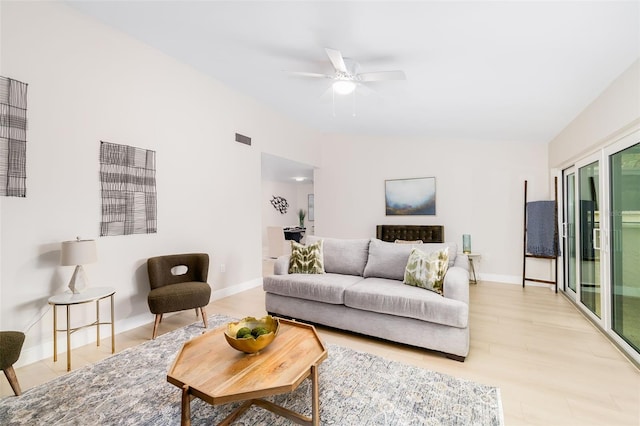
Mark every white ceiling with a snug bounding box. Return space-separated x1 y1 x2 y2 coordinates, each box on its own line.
66 1 639 146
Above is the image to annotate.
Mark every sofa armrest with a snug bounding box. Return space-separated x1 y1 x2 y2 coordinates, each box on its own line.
273 255 291 275
454 253 469 271
443 266 469 305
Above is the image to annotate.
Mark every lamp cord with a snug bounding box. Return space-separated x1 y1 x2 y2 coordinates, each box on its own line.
352 88 356 117
23 304 52 334
332 85 336 117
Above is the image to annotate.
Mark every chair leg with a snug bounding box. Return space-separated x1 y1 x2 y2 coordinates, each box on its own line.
3 366 22 396
195 308 199 317
152 314 163 340
200 307 208 329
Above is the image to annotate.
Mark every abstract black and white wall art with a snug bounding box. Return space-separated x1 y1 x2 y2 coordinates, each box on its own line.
0 76 28 197
99 141 157 236
270 195 289 214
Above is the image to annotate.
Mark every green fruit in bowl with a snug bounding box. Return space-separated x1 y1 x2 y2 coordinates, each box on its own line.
225 315 279 354
236 327 252 338
251 327 270 338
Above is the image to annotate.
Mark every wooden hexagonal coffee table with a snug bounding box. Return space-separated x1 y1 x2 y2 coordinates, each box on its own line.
167 318 327 426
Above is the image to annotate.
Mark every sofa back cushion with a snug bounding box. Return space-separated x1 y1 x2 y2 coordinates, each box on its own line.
306 236 370 276
363 239 458 281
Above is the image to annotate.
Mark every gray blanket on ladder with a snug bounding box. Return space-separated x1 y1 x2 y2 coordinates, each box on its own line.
526 201 558 257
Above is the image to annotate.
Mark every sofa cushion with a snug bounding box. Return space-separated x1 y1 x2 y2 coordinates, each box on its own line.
306 236 370 276
288 240 324 274
344 277 468 328
263 273 364 304
403 247 449 295
363 239 458 280
425 242 457 266
363 239 422 280
394 239 423 244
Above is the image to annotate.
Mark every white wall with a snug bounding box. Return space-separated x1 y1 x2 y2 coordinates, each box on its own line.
0 2 320 366
314 135 550 282
261 180 313 250
549 59 640 168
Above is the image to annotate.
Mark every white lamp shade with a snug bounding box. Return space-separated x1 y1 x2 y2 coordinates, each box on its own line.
333 80 356 95
60 239 97 266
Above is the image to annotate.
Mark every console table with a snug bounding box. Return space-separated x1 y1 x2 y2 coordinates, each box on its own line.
48 287 115 371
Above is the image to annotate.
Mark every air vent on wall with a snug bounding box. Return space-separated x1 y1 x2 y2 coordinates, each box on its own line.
235 133 251 146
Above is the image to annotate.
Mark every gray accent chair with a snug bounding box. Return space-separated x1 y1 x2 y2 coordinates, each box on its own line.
0 331 25 395
147 253 211 339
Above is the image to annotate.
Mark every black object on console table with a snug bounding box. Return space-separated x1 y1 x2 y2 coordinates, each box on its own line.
284 227 306 243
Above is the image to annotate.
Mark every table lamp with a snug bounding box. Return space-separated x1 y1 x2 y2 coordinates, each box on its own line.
462 234 472 254
60 238 97 294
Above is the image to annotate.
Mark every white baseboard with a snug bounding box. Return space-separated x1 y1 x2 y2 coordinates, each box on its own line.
478 273 520 285
480 273 557 290
18 341 53 369
16 278 264 369
212 278 263 300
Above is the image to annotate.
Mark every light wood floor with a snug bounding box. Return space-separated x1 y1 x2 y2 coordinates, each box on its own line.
2 267 639 425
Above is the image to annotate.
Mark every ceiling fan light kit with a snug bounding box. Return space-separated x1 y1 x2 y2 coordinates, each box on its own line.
291 47 406 98
332 80 356 95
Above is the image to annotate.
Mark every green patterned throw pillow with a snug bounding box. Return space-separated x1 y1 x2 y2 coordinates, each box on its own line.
403 247 449 295
288 240 325 274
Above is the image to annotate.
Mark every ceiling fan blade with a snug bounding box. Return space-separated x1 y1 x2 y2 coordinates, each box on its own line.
325 48 348 73
356 83 378 97
289 71 334 79
358 70 407 82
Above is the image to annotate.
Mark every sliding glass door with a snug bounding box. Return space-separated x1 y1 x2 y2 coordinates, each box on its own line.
609 142 640 353
578 159 601 318
563 169 577 294
562 130 640 364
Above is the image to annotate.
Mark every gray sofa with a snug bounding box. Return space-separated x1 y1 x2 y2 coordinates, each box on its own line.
263 236 470 361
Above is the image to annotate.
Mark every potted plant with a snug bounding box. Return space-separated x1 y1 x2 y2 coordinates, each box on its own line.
298 209 306 228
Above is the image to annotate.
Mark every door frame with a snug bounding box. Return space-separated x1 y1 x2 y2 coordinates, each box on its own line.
601 130 640 360
561 166 577 299
574 152 606 324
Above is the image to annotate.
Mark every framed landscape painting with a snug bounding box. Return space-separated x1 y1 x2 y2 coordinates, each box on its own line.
385 177 436 215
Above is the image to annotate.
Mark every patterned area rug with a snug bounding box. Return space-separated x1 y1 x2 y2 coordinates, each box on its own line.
0 315 503 425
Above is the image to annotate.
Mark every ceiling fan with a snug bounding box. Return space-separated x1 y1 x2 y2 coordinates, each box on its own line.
291 48 406 95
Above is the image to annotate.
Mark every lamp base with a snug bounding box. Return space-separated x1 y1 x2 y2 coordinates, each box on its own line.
68 265 89 294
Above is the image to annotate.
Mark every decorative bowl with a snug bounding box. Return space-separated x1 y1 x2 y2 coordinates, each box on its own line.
224 315 280 354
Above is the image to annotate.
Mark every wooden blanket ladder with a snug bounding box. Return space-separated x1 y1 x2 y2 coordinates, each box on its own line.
522 177 559 293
